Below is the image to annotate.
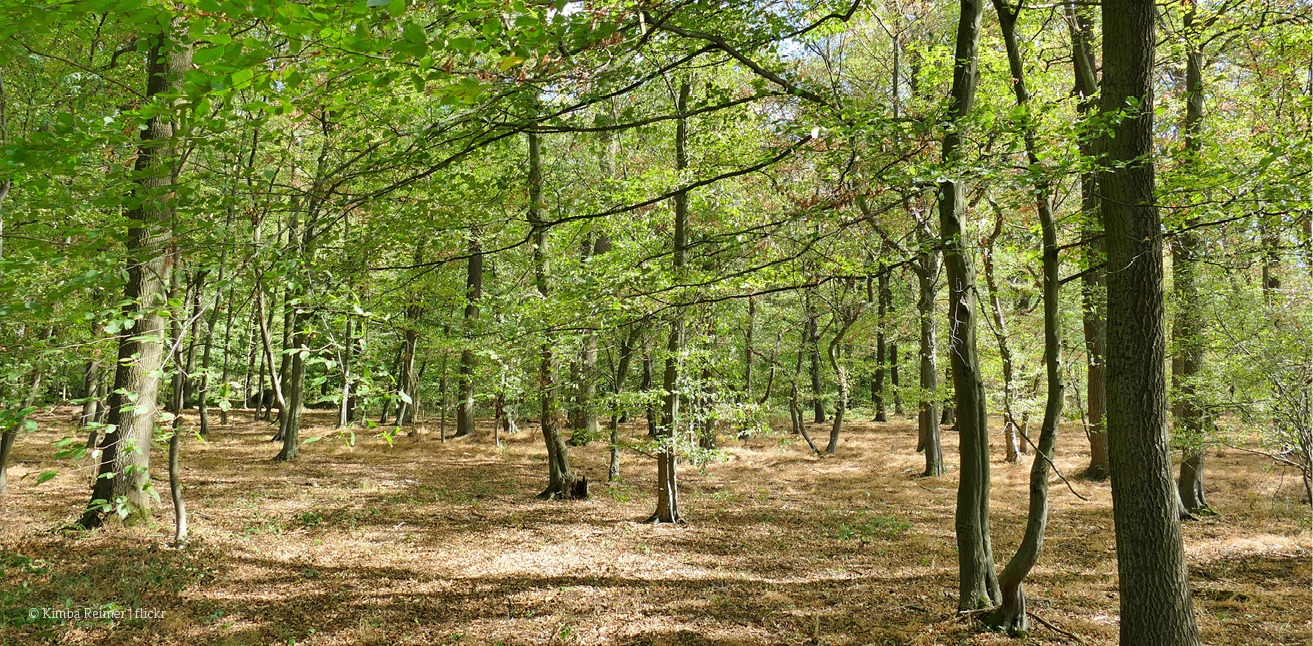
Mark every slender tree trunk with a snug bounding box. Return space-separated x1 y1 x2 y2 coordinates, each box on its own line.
80 360 101 429
1067 0 1109 480
181 270 205 408
890 341 902 415
826 306 863 454
648 81 691 523
807 290 825 423
610 325 641 481
1101 0 1202 641
397 297 420 430
941 0 999 611
438 347 449 443
985 3 1065 630
527 124 575 499
275 191 320 461
1174 3 1210 515
572 234 604 445
983 203 1021 463
339 316 353 428
792 382 821 455
744 295 756 399
874 266 889 421
200 206 232 433
80 24 191 528
0 359 45 496
915 236 943 475
165 264 189 545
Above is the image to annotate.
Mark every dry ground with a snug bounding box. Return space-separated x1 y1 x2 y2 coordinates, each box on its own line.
1 406 1309 646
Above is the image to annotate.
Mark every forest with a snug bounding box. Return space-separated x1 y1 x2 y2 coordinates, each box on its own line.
0 0 1309 644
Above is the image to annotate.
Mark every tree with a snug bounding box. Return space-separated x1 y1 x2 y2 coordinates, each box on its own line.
940 0 1000 611
81 20 192 528
1100 0 1203 641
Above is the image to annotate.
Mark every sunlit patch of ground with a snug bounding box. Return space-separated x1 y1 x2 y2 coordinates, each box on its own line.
1 406 1309 645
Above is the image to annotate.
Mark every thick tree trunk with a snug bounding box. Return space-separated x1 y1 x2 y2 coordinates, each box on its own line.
941 0 999 611
456 232 482 437
1101 0 1202 641
80 25 190 528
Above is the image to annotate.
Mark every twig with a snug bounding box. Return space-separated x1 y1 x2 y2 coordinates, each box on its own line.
1027 610 1086 644
1019 431 1090 501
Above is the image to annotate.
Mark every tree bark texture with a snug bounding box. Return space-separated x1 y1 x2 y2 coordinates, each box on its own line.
81 24 191 528
1101 0 1203 641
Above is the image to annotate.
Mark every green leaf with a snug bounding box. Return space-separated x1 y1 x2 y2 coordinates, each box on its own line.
35 470 58 485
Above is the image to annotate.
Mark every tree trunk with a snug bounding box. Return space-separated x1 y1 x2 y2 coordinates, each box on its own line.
275 191 320 461
1067 0 1109 481
874 267 889 422
572 233 604 445
80 360 101 429
827 307 863 454
339 316 353 428
1101 0 1203 641
890 341 902 415
983 203 1021 463
791 382 821 455
1 361 45 496
648 81 690 523
610 325 641 481
744 295 756 399
915 234 943 476
456 231 482 437
807 290 825 423
1174 2 1210 515
985 2 1065 630
527 124 576 499
166 265 189 545
941 0 999 611
181 270 205 408
80 24 191 528
197 272 221 435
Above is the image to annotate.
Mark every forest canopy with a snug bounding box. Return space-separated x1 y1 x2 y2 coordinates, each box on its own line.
0 0 1309 645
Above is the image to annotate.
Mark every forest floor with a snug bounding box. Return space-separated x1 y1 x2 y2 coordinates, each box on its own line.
1 407 1309 646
